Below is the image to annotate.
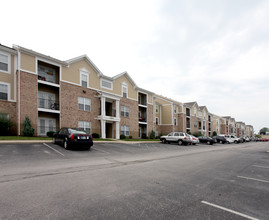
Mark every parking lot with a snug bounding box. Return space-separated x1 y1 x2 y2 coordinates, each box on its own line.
0 141 269 219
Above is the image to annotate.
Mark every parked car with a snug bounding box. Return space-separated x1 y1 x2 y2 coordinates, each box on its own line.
189 135 199 145
160 132 191 145
212 135 227 144
219 135 240 144
198 136 214 145
53 128 93 150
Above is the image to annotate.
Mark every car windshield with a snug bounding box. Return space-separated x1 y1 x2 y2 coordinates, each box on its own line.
69 128 88 135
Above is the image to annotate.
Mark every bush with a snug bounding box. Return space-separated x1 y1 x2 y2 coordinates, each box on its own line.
212 131 217 137
22 116 34 137
129 136 133 139
92 133 100 138
150 130 156 139
0 117 13 136
47 131 55 137
120 134 126 139
193 131 202 137
142 133 147 139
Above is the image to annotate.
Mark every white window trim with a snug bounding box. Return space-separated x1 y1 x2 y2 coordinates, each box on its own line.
0 51 11 74
78 97 91 111
78 121 91 132
101 79 113 90
121 125 130 136
0 81 10 101
122 84 128 98
80 71 89 88
174 117 177 126
155 104 159 113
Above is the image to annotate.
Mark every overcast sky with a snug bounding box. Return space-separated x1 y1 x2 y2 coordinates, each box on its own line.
2 0 269 133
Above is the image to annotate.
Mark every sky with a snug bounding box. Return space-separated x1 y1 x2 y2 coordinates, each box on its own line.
2 0 269 133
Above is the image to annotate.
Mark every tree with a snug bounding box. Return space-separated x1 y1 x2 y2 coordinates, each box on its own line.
22 116 35 136
259 127 269 135
150 130 156 139
0 116 13 136
212 131 217 137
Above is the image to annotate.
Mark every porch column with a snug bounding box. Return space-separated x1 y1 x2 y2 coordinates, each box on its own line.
116 121 120 139
101 96 106 116
116 100 120 118
101 120 106 139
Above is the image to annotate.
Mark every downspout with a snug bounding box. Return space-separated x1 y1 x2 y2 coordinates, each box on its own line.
17 48 21 135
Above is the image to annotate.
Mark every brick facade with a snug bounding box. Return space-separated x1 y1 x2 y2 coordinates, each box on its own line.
19 71 38 135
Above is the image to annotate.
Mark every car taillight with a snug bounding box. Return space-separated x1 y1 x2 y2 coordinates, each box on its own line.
91 135 93 141
184 137 187 139
192 138 195 140
70 134 74 141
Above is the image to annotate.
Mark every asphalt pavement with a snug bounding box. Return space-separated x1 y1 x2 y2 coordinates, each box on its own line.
0 141 268 219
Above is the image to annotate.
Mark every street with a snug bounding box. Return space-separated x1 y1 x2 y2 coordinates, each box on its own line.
0 141 269 219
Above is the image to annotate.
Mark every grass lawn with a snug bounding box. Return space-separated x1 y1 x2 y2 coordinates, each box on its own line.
0 136 51 140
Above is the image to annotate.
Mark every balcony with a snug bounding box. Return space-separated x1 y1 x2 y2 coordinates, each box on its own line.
186 108 190 117
38 61 60 85
99 108 116 117
139 116 147 123
38 98 59 111
138 93 147 106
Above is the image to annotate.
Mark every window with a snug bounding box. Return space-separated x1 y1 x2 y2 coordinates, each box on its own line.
121 125 129 136
174 118 177 126
0 83 9 100
155 104 159 113
78 97 91 111
101 79 113 90
155 117 159 125
122 84 128 98
81 73 88 88
194 107 197 116
78 121 91 133
38 64 56 83
194 121 197 128
174 105 178 114
0 53 10 73
121 105 129 117
0 113 8 119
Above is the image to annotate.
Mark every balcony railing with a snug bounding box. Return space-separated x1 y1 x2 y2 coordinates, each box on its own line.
99 108 116 117
139 117 147 122
38 75 58 84
187 123 191 128
38 98 59 110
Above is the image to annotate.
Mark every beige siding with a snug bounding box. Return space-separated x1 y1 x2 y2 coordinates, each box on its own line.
62 60 100 89
109 75 137 99
162 105 172 124
21 53 36 73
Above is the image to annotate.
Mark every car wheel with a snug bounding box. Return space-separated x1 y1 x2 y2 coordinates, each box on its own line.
207 141 211 145
53 137 56 144
220 140 222 144
64 140 69 150
192 143 196 145
178 140 183 145
161 139 166 144
234 141 237 144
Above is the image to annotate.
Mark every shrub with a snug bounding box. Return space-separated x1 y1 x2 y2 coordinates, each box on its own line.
142 133 147 139
92 133 100 138
150 130 156 139
120 134 126 139
0 117 13 136
22 116 34 137
129 136 133 139
212 131 217 137
193 131 202 137
47 131 55 137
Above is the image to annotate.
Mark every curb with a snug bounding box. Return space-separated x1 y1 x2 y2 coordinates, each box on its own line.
0 140 161 144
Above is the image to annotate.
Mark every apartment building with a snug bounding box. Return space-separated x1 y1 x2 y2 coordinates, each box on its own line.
0 44 254 138
236 122 246 137
246 125 254 137
0 44 156 139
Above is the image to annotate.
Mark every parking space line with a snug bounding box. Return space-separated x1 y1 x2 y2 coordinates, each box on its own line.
237 176 269 183
252 165 269 169
201 201 260 220
43 143 64 156
91 147 110 154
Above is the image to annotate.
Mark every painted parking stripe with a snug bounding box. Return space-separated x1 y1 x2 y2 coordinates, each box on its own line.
43 143 64 156
237 176 269 183
201 201 260 220
252 165 269 169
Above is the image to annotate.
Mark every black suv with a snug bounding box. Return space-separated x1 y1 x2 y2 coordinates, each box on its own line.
212 135 227 144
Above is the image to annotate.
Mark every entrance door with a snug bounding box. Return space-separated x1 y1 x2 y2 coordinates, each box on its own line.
106 123 113 139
